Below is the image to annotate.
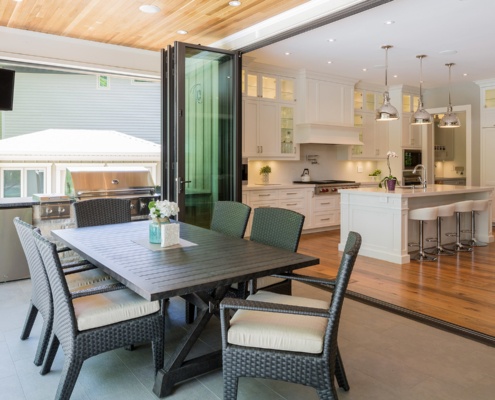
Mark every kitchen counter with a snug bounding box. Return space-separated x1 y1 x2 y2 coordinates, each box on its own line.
339 185 494 264
0 197 38 208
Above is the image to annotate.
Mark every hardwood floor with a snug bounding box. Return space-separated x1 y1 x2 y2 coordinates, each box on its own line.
298 229 495 340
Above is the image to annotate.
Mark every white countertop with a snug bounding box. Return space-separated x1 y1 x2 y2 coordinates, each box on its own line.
339 185 493 197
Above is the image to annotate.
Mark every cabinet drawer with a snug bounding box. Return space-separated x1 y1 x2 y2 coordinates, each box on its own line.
250 200 276 209
249 190 279 202
312 211 340 228
278 199 305 210
279 189 306 200
314 196 340 211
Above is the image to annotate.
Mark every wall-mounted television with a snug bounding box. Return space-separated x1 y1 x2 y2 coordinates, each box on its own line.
0 68 15 111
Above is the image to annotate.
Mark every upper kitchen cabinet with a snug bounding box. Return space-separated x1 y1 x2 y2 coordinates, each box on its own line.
296 71 356 126
401 93 422 148
338 89 389 160
242 69 296 102
241 65 299 160
477 81 495 127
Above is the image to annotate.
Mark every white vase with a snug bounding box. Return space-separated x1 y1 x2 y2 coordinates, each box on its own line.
161 222 180 247
261 173 269 184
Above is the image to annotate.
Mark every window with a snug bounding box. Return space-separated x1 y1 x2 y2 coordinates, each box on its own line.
0 164 50 197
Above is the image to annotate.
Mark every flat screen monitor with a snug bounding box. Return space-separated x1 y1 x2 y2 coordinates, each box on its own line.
0 68 15 111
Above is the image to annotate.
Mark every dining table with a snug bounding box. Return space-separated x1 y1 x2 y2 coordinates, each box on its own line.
51 219 319 397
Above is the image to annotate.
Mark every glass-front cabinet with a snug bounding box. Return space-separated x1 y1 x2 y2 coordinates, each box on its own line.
280 106 295 154
242 70 295 102
481 87 495 127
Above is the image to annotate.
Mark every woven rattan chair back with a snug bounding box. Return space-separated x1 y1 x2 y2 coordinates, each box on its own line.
210 201 251 238
221 231 362 400
249 207 305 252
32 229 164 400
14 217 53 366
73 198 131 227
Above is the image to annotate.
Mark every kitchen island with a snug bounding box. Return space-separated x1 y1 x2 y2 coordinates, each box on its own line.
339 185 493 264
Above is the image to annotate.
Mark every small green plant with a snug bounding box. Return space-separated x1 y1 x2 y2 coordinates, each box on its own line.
259 165 271 175
369 169 381 177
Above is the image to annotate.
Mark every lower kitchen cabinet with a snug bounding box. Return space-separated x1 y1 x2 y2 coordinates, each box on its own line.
243 186 343 236
312 195 340 228
243 187 313 236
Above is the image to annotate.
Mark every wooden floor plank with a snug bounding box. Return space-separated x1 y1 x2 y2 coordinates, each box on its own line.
298 229 495 338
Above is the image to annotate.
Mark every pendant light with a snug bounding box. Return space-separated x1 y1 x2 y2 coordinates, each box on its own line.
439 63 461 128
376 45 399 121
411 55 432 125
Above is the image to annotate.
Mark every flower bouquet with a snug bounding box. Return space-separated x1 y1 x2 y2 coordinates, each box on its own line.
378 151 399 190
148 200 180 246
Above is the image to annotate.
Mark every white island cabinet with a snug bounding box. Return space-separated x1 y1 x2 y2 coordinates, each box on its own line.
339 185 494 264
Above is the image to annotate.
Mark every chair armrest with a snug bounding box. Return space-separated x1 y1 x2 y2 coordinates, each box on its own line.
271 272 336 287
70 282 126 299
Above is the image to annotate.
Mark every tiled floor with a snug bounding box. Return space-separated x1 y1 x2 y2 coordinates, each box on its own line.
1 278 494 400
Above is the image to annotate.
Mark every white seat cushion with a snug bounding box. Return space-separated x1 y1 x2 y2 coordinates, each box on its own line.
228 290 329 354
256 276 285 290
73 288 160 331
66 268 114 290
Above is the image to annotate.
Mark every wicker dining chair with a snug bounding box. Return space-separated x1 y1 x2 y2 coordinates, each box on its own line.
185 201 251 323
220 231 362 400
248 207 305 294
32 229 164 400
73 198 131 227
14 217 123 367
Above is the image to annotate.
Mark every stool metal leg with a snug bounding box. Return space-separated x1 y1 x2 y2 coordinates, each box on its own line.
461 211 488 247
445 212 472 252
425 217 455 256
412 220 437 261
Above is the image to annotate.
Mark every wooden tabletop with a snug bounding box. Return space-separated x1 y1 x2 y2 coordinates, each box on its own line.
52 220 319 301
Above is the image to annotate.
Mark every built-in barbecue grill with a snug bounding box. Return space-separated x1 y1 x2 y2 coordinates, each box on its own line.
65 166 159 218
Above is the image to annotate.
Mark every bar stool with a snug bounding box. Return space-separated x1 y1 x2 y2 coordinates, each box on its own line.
444 200 474 252
461 199 489 247
425 203 456 256
409 206 438 261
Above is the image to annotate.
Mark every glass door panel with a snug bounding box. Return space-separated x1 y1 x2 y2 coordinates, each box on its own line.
247 73 258 97
261 75 277 99
280 106 294 154
165 42 241 227
280 78 294 101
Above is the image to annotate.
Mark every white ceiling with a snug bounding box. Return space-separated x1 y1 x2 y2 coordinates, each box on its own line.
247 0 494 89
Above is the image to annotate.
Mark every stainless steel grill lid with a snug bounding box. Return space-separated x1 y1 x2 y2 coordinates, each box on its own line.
65 166 156 199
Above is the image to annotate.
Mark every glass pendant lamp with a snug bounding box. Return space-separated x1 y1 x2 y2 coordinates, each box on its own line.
439 63 461 128
411 55 432 125
376 45 399 121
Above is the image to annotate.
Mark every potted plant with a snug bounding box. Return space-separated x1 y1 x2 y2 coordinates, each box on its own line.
378 151 399 190
259 165 271 184
369 169 381 182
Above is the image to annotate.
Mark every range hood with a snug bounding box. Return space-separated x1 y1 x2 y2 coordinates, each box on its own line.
294 123 363 145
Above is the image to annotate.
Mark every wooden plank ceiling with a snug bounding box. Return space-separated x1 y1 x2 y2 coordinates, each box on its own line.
0 0 310 51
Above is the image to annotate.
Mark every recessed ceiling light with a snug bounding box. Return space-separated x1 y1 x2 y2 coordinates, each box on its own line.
229 1 241 6
177 30 188 35
327 38 336 42
362 68 367 72
139 4 161 13
284 52 291 56
13 0 23 2
384 20 395 25
393 75 398 78
439 49 458 55
463 73 468 76
327 61 332 64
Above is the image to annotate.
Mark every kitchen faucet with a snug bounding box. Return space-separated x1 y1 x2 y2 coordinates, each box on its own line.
412 164 427 188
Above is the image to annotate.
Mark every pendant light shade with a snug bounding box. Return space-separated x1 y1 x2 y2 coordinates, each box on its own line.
376 45 399 121
411 55 432 125
439 63 461 128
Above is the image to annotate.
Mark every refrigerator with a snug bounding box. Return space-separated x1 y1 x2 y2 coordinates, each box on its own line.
0 206 32 282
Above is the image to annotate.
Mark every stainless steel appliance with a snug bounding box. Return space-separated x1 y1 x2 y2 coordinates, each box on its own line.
402 170 423 186
0 206 32 282
403 149 422 170
65 166 159 218
32 193 71 220
293 180 359 195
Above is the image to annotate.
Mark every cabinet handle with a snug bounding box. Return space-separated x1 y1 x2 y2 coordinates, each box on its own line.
285 203 297 206
259 194 271 197
286 192 298 195
320 218 330 221
320 202 330 205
